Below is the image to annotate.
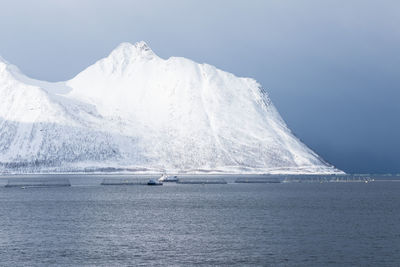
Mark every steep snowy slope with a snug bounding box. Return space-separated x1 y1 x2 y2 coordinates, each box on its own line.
0 56 136 172
0 43 342 174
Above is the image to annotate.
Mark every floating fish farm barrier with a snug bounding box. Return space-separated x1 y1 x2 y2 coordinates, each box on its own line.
177 178 227 184
235 177 281 183
4 177 71 188
281 175 374 183
101 178 150 186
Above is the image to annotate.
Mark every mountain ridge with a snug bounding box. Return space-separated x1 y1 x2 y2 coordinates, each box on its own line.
0 42 343 174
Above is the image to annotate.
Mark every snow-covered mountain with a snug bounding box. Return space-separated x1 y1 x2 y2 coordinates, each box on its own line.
0 42 342 174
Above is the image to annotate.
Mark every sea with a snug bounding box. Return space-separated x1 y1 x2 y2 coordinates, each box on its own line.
0 174 399 266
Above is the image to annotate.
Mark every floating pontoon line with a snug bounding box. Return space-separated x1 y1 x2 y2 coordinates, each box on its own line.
5 178 71 187
281 175 373 183
235 177 281 183
101 178 149 185
177 178 227 184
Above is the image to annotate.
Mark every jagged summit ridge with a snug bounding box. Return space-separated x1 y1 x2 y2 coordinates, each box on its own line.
108 41 156 63
116 40 152 53
0 42 342 174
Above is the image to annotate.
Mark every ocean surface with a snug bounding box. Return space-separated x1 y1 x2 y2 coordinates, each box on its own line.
0 175 399 266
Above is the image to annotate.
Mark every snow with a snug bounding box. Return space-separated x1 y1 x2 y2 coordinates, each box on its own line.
0 42 343 174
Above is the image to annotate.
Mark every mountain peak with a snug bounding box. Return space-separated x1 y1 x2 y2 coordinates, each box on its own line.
110 41 155 60
133 41 151 51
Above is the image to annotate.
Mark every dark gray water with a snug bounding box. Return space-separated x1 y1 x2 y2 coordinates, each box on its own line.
0 177 400 266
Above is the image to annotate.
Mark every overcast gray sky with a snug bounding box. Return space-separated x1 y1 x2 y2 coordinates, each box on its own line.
0 0 399 173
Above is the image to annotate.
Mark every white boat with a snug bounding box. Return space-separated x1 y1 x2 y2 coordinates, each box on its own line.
158 175 178 182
